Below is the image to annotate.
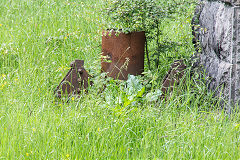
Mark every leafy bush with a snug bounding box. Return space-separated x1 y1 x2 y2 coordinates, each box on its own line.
102 0 197 70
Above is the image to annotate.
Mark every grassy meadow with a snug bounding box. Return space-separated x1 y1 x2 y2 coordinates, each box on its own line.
1 0 240 159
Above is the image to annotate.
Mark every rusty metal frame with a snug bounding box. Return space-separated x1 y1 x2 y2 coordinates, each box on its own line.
55 60 90 99
161 60 187 98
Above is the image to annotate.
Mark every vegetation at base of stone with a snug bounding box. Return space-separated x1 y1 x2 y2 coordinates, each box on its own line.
0 0 240 159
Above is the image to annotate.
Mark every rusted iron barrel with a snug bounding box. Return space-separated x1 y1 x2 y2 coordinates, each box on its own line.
101 30 145 80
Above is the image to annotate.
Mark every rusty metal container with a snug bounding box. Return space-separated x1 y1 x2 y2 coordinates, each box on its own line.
101 30 145 80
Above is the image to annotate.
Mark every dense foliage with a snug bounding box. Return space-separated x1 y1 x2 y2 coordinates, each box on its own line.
102 0 197 69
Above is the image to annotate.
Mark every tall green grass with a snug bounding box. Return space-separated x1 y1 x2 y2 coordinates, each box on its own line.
0 0 240 159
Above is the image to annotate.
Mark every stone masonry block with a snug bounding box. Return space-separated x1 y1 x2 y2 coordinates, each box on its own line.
194 0 240 108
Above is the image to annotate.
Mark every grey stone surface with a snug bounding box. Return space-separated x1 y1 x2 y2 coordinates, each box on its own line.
217 0 240 6
194 0 240 107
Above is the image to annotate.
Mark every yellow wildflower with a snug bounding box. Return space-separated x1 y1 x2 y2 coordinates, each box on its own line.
2 74 6 78
71 97 75 101
64 36 67 39
235 123 240 130
26 153 29 156
0 24 2 27
97 128 100 132
1 82 7 89
66 154 70 158
57 66 70 72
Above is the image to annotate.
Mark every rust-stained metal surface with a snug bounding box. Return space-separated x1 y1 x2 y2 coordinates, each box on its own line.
55 60 90 99
101 30 145 80
161 60 187 98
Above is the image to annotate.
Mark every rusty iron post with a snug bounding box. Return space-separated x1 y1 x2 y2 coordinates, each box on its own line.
55 60 90 99
101 30 146 80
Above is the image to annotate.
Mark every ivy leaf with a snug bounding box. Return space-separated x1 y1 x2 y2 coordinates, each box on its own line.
126 75 143 96
146 89 162 102
137 86 145 98
123 96 131 107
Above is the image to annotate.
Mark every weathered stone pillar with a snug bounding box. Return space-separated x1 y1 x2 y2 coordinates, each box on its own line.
193 0 240 108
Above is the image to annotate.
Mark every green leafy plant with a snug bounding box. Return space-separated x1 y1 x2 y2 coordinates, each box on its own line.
103 0 177 33
102 0 196 70
102 0 163 69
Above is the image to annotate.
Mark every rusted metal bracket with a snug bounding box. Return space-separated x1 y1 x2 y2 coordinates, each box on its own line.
55 60 90 99
161 60 187 98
